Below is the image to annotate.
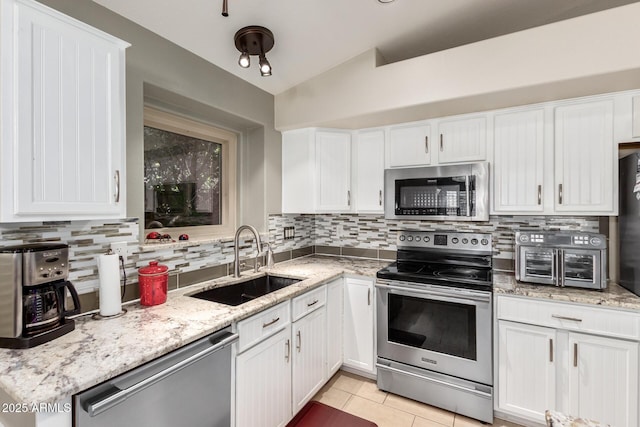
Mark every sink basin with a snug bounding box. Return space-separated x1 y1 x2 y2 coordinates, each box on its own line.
189 274 302 306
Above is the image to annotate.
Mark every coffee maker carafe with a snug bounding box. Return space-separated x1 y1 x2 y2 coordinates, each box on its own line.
0 243 81 349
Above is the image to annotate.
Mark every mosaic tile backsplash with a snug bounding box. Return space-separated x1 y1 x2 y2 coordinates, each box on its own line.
0 214 599 313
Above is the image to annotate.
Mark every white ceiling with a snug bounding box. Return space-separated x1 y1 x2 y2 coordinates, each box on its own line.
93 0 638 95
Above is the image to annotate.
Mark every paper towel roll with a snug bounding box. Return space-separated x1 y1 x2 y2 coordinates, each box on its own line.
98 253 122 317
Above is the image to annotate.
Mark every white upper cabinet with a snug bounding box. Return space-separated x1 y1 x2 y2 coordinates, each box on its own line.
554 100 615 213
633 96 640 138
492 109 545 213
0 0 129 222
388 123 431 167
282 129 316 213
354 130 385 213
315 131 352 212
437 117 486 164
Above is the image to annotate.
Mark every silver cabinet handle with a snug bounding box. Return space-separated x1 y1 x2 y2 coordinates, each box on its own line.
379 190 383 206
367 288 371 306
347 190 351 206
439 134 444 151
552 314 582 322
114 170 120 203
424 136 429 154
307 299 319 307
558 184 563 205
262 317 280 328
296 330 301 352
573 343 578 367
549 338 553 362
285 339 290 362
537 185 542 205
86 332 238 417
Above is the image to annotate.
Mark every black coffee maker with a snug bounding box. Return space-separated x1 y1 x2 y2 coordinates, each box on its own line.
0 243 81 349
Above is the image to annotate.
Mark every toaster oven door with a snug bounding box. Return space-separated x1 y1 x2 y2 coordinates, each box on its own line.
560 249 604 289
517 247 557 285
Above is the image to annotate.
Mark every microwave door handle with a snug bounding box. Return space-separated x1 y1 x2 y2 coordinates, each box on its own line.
465 175 471 216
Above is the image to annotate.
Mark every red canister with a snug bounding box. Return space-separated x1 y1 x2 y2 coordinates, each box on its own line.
138 261 168 306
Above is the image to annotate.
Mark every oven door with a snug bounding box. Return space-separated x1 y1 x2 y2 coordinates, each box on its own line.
376 279 492 385
516 246 557 285
560 248 605 289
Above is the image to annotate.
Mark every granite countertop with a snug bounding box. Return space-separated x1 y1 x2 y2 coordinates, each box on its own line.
3 254 639 407
493 272 640 311
0 254 390 406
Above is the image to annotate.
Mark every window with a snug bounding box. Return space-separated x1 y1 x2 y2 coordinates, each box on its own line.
143 107 237 239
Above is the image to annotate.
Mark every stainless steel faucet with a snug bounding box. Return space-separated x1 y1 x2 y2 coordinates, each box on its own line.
233 225 263 277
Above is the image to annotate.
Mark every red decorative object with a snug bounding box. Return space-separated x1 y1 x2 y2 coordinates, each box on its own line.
138 261 169 306
179 234 189 241
286 401 378 427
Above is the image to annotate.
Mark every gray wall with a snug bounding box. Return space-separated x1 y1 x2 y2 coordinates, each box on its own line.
37 0 283 234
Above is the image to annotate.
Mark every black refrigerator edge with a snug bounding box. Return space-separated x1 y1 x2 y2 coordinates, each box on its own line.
619 152 640 296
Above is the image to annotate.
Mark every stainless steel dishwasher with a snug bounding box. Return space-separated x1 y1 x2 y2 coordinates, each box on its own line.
74 327 238 427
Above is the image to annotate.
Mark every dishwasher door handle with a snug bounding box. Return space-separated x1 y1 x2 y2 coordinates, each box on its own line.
85 332 238 417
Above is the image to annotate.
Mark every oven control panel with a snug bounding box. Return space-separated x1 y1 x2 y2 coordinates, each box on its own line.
516 231 606 249
397 231 492 252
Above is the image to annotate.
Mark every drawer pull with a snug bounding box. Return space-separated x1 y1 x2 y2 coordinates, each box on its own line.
573 343 578 367
285 339 290 362
262 317 280 328
307 299 319 307
425 136 429 154
552 314 582 322
367 289 371 306
558 184 563 205
440 134 444 151
296 330 301 352
379 190 383 206
549 338 553 362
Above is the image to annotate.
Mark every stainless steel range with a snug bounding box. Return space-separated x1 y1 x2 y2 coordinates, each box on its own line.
376 230 493 424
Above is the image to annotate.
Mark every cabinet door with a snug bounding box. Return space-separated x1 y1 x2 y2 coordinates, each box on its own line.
388 124 431 167
343 277 375 373
3 0 127 221
554 100 614 213
282 129 316 213
236 326 292 427
438 117 486 163
493 110 545 213
292 308 327 413
316 131 352 211
326 278 344 377
354 130 385 212
568 332 638 427
497 321 556 424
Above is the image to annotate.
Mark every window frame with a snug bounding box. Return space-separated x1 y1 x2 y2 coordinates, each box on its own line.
143 106 237 240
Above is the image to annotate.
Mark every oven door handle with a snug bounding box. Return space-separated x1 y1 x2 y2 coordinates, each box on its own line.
376 363 492 400
375 282 491 304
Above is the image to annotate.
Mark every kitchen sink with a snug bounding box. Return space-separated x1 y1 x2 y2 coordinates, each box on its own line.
188 274 302 306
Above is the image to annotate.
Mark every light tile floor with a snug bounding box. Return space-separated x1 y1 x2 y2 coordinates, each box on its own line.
312 371 525 427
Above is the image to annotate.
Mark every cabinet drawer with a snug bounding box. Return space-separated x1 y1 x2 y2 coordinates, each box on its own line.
292 285 326 321
237 301 291 353
497 296 640 340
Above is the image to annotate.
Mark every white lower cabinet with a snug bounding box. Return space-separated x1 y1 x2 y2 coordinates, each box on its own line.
326 278 344 377
498 321 556 421
236 326 292 427
343 277 375 374
235 285 329 427
567 332 638 427
497 296 640 427
292 307 327 413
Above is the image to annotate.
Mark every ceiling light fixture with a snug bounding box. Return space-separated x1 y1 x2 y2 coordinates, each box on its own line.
234 26 275 77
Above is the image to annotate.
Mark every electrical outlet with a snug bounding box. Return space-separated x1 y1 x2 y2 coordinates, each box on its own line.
111 242 128 264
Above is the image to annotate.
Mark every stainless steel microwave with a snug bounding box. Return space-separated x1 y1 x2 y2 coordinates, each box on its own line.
384 162 489 221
